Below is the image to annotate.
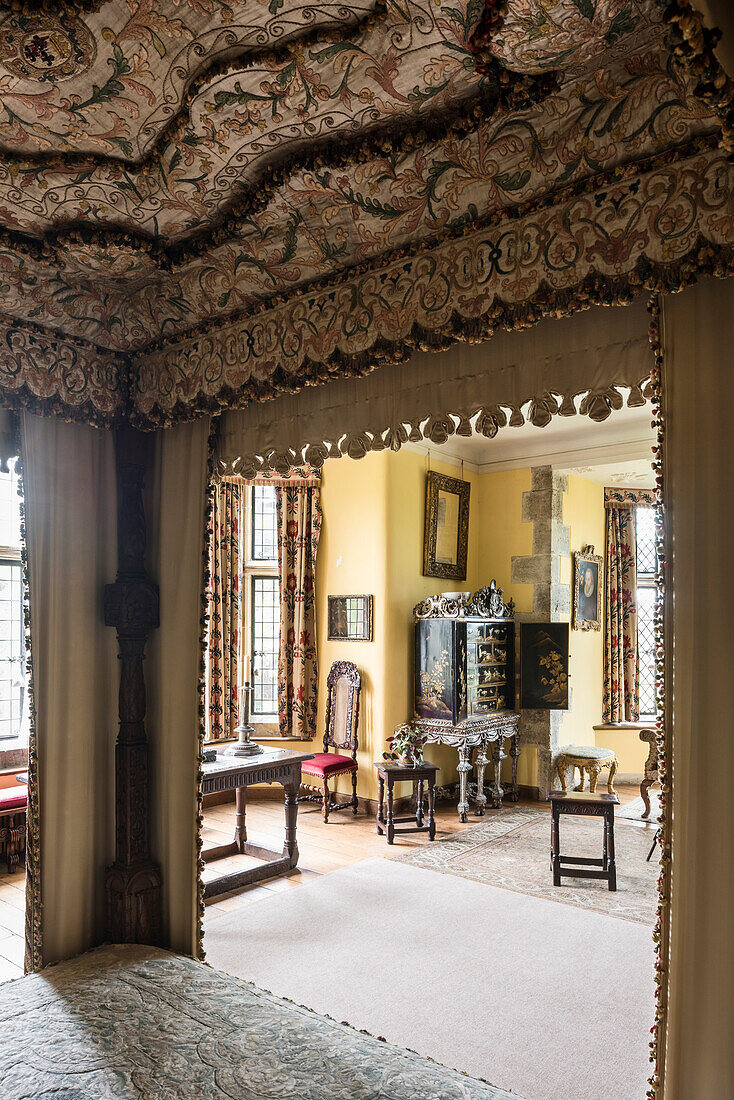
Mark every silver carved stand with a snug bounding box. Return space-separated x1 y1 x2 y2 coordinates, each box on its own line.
224 682 263 757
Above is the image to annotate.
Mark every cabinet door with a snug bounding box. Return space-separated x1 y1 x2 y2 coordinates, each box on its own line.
414 620 455 721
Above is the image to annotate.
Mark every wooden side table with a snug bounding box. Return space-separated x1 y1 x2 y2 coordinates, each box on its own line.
374 761 438 844
550 790 619 891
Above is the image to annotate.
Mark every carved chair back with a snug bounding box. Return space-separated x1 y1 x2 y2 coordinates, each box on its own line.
324 661 361 759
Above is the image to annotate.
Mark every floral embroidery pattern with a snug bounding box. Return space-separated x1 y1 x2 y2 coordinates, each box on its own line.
276 483 321 740
603 503 638 722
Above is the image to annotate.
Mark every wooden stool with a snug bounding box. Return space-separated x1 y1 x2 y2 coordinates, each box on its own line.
374 761 438 844
550 790 619 891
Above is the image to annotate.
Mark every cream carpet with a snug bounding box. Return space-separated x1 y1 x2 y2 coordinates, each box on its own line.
205 859 654 1100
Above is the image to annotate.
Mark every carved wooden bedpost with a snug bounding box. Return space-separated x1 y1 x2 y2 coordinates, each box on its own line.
104 427 162 945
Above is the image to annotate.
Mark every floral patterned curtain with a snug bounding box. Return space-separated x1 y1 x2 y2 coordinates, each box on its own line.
603 503 639 722
206 480 243 741
276 483 321 740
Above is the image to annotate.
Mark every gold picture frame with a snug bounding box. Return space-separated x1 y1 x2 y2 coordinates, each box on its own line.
573 546 603 631
423 471 470 581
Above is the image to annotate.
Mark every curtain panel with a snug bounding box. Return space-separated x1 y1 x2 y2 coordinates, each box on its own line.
276 483 321 740
603 504 639 723
205 481 243 741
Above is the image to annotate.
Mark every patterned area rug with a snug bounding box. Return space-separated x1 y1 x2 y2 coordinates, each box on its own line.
0 944 520 1100
398 805 657 924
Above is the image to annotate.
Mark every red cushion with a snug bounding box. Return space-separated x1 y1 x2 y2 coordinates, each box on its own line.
0 787 27 811
302 753 357 778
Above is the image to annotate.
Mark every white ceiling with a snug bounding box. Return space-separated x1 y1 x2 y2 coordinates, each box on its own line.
407 394 655 487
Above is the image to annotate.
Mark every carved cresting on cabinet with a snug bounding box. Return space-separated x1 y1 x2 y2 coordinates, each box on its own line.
104 428 162 946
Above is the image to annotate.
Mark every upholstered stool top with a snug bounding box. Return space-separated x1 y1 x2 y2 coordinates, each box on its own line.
554 746 615 763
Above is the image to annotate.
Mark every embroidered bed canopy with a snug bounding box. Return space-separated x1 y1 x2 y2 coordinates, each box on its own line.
0 0 732 427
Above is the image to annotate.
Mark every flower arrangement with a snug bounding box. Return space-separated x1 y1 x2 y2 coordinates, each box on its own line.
383 723 427 767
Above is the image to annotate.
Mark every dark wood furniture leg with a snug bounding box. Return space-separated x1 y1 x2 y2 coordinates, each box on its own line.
322 777 330 824
351 770 359 814
551 802 561 885
386 775 395 845
376 773 385 835
491 737 504 809
284 779 299 867
427 775 436 841
416 780 425 828
606 807 617 891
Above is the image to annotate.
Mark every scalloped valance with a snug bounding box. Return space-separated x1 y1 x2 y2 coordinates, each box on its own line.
215 298 653 476
604 488 657 508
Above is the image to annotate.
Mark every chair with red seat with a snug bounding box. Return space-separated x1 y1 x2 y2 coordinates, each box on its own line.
300 661 361 823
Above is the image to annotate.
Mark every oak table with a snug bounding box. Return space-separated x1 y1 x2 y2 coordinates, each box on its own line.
374 760 438 844
201 748 313 900
550 790 619 891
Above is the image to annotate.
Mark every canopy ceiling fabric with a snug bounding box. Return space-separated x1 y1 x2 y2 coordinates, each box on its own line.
216 297 653 475
0 1 732 425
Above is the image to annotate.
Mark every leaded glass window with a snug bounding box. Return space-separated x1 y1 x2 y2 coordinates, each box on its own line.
636 506 658 719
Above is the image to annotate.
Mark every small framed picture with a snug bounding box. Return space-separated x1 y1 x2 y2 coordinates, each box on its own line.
327 595 373 641
573 548 602 631
423 471 470 581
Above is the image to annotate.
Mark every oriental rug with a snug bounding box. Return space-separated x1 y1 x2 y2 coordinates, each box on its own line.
397 805 658 925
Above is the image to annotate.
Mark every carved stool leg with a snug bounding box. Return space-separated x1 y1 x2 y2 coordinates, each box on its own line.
386 778 395 844
588 764 601 794
351 769 358 814
573 765 586 792
558 759 568 792
607 756 618 795
377 773 385 835
457 745 471 822
427 777 436 841
322 777 330 824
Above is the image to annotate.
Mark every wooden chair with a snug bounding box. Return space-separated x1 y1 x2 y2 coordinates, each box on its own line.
299 661 361 823
639 728 658 818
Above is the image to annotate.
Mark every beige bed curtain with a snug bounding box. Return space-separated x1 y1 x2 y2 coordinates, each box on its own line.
147 417 211 957
205 480 243 741
662 277 734 1098
20 412 118 968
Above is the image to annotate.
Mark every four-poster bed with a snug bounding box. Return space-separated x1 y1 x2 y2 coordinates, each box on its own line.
0 1 733 1097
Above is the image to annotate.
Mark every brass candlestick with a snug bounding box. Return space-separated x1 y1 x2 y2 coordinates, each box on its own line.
224 682 263 756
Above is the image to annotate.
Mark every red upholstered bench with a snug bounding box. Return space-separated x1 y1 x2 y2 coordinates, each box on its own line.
0 771 27 872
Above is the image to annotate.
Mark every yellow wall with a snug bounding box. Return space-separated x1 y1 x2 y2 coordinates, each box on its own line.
560 474 605 751
257 454 644 803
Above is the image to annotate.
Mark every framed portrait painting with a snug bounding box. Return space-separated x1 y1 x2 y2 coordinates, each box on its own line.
573 548 602 631
423 471 470 581
520 623 569 710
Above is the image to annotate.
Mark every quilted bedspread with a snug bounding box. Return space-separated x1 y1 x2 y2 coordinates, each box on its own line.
0 944 518 1099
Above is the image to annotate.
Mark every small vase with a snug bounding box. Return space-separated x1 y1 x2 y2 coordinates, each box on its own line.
397 752 422 767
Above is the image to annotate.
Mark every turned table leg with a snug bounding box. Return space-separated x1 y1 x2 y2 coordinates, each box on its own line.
474 743 488 816
491 738 505 809
457 745 472 822
284 779 299 867
377 773 385 835
416 779 425 828
386 778 395 844
234 785 247 853
427 777 436 841
509 733 520 802
551 804 561 885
